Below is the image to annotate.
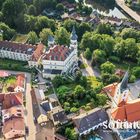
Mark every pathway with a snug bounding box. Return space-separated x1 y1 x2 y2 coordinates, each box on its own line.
116 0 140 23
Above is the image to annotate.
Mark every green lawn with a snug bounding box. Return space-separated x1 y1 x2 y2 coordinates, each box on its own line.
2 76 16 92
11 34 28 43
0 58 31 72
87 76 103 89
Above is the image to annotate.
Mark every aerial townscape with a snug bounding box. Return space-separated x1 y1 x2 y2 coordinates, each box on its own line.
1 0 140 140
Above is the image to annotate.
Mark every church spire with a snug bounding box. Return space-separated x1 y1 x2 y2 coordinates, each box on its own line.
71 26 78 41
120 70 129 92
48 35 55 47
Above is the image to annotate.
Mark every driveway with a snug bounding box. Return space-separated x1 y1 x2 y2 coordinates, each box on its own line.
80 54 100 77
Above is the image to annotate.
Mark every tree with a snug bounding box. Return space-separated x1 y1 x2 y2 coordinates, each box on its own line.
27 31 38 44
96 94 108 106
52 75 64 88
2 0 25 27
78 22 92 40
100 61 116 74
84 48 92 60
0 22 16 40
114 38 138 61
79 76 87 87
74 85 85 99
64 102 70 112
68 0 75 3
35 16 56 33
92 49 106 65
39 28 53 46
70 107 78 113
96 23 113 35
100 34 115 56
80 33 103 51
65 128 77 140
0 12 3 22
28 5 37 15
132 67 140 78
120 28 140 43
56 3 64 12
55 27 70 45
129 75 136 83
63 19 79 32
75 70 82 82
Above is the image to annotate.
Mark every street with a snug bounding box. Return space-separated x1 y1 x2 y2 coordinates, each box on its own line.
116 0 140 23
80 53 100 77
25 73 36 140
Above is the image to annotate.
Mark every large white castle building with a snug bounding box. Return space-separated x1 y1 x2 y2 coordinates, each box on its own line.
0 27 79 79
42 26 78 79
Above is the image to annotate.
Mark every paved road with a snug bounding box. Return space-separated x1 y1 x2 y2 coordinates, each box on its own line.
116 0 140 23
80 54 100 77
25 73 36 140
80 53 95 76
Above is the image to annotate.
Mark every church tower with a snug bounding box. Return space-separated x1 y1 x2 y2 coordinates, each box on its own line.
113 71 130 107
48 35 55 47
70 26 78 55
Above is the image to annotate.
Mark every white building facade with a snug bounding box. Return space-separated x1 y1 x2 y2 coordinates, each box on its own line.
42 26 79 79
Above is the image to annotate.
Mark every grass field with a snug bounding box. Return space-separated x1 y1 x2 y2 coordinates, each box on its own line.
12 34 28 43
87 76 103 89
2 76 16 92
0 58 31 72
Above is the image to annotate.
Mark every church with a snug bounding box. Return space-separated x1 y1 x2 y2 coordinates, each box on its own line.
103 71 140 140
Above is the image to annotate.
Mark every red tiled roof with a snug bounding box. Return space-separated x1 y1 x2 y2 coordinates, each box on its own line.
2 92 23 109
30 43 44 61
0 41 36 55
16 74 25 88
111 99 140 122
2 105 24 122
0 71 9 77
43 45 73 61
2 118 25 137
102 83 118 97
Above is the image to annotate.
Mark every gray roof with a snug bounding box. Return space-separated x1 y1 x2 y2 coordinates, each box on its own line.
44 69 62 74
120 71 129 92
31 88 46 119
71 26 78 40
48 35 54 42
73 108 108 134
40 101 51 112
53 110 67 124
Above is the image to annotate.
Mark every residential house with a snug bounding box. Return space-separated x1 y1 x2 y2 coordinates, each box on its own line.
2 92 23 109
2 105 24 123
14 74 26 93
0 92 25 139
0 40 44 62
73 108 108 136
31 88 48 126
28 43 45 67
2 118 25 139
